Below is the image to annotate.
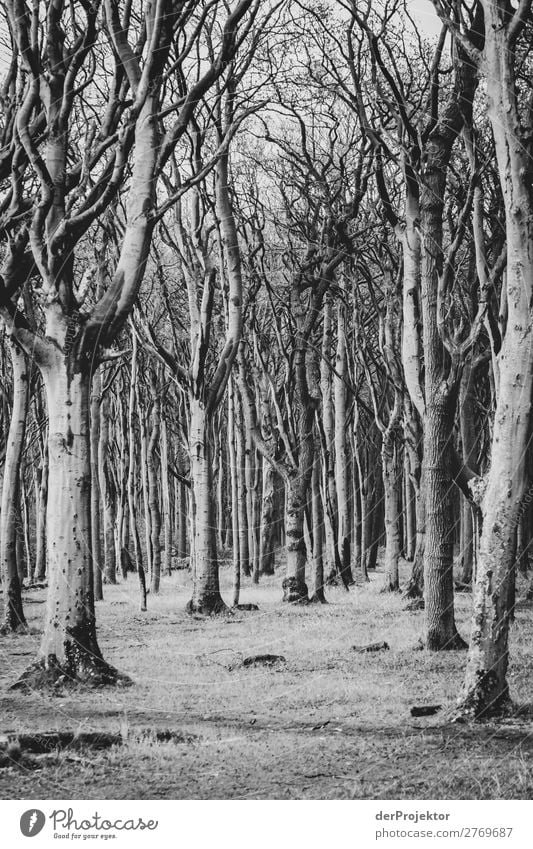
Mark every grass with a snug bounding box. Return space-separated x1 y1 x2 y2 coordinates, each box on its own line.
1 559 533 799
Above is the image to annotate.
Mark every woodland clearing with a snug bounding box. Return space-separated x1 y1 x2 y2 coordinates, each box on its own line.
1 561 533 800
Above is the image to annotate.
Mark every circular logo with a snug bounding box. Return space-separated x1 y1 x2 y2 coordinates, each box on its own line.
20 810 46 837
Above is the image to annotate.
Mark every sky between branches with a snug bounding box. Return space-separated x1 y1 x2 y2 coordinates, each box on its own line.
410 0 443 36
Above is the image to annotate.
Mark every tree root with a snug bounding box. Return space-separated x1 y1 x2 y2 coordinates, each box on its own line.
282 577 309 604
325 571 340 587
402 579 424 600
447 695 516 722
380 582 401 594
186 595 229 616
308 589 328 604
404 598 425 612
11 653 132 692
354 571 370 585
447 672 516 721
404 598 426 613
425 630 468 652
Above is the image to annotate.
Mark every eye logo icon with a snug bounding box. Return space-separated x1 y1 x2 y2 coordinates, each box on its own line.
20 810 46 837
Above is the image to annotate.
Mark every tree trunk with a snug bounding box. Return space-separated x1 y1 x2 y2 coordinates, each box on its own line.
251 443 262 583
147 390 162 594
455 12 533 712
21 480 32 582
282 475 309 603
309 451 327 603
176 481 188 561
15 361 126 688
334 291 353 586
365 436 383 572
188 398 227 614
458 362 479 584
255 376 276 578
282 302 315 604
90 368 104 601
99 388 117 585
353 424 369 583
259 456 276 577
139 413 152 583
403 429 425 600
382 435 401 592
127 334 146 611
228 380 240 605
160 415 172 578
213 419 225 553
320 298 339 580
420 156 465 650
33 441 48 582
234 398 250 580
403 450 416 562
352 451 364 582
115 389 130 578
245 425 256 580
1 337 29 633
423 396 465 649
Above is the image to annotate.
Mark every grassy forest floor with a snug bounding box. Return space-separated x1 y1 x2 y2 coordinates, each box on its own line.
1 559 533 800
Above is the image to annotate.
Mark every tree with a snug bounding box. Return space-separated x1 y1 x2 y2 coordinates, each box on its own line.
0 0 258 686
433 0 533 716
